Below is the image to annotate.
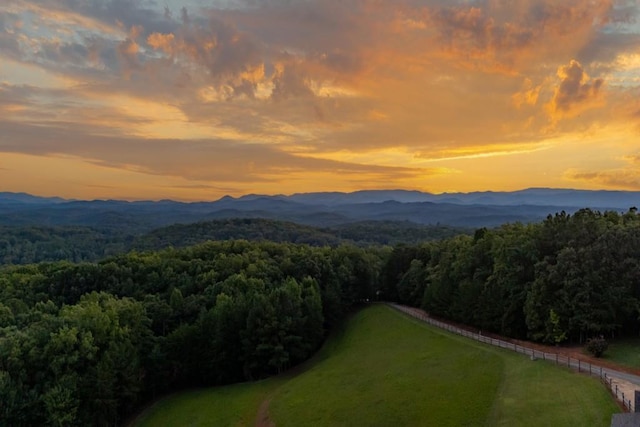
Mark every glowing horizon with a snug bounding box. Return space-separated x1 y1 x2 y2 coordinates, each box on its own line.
1 1 639 201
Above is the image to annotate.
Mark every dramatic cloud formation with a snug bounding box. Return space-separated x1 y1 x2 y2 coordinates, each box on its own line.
1 0 640 199
551 60 604 114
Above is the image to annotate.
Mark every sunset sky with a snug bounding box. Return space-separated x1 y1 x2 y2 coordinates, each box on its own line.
1 0 639 201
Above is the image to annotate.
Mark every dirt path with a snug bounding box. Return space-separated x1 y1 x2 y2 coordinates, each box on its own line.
255 398 275 427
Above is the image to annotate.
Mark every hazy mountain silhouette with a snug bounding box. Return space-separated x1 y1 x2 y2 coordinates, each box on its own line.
0 188 637 230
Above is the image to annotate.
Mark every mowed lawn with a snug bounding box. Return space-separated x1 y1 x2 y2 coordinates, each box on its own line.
132 378 283 427
134 305 619 427
603 338 640 370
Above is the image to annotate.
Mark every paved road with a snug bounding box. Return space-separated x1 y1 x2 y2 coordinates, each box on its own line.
390 303 640 411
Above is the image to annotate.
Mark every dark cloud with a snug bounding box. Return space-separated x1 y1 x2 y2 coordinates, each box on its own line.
552 60 604 112
608 2 640 24
421 0 616 71
208 0 385 83
181 6 190 26
232 0 363 50
579 32 640 69
0 9 19 31
0 11 22 59
54 0 177 36
576 0 640 65
271 61 314 101
145 15 265 97
428 5 534 52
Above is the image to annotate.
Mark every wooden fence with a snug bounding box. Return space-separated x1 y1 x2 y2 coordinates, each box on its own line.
389 303 635 412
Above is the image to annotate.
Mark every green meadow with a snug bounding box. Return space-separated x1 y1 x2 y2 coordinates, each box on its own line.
134 305 619 427
603 338 640 370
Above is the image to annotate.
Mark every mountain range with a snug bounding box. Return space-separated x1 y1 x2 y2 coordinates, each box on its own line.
1 188 638 230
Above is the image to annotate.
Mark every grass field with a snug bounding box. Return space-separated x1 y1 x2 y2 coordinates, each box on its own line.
134 305 619 427
602 338 640 370
133 378 282 427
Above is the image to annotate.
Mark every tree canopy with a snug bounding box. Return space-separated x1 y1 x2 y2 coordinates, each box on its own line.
384 208 640 344
3 208 640 425
0 240 384 426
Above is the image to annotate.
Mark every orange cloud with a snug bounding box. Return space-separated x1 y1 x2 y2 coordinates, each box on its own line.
147 33 175 53
565 169 640 190
512 78 543 108
551 60 604 113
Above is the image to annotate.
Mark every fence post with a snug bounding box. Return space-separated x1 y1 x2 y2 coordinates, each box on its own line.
578 359 581 373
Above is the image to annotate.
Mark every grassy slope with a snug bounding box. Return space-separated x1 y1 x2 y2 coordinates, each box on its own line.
134 305 619 427
270 306 503 426
488 353 617 426
133 379 282 427
603 338 640 370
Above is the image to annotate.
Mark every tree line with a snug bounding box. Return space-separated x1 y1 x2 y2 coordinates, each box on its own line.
382 208 640 344
0 241 384 426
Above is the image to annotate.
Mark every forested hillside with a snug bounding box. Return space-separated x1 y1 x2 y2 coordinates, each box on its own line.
0 226 131 264
0 241 383 426
0 219 467 265
3 208 640 426
383 208 640 344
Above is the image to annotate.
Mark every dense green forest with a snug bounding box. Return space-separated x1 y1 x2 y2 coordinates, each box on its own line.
0 226 131 265
382 208 640 344
0 241 384 426
3 209 640 425
0 219 467 265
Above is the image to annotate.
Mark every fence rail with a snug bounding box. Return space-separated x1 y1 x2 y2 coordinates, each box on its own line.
389 303 635 412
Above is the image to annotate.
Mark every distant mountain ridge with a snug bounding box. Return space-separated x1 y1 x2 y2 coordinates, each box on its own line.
0 192 68 205
1 188 638 230
228 188 640 209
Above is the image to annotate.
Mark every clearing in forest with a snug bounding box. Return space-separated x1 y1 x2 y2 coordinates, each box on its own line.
134 305 619 427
